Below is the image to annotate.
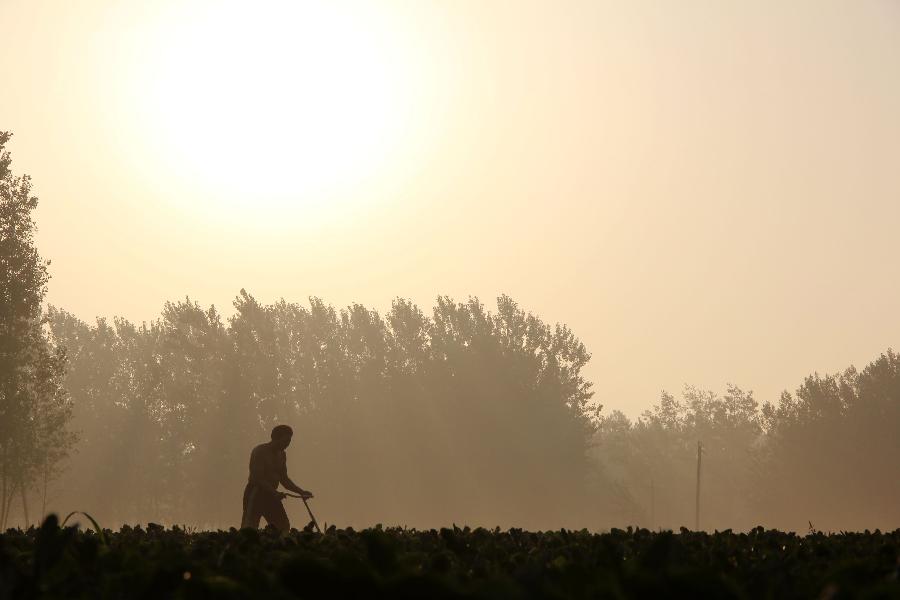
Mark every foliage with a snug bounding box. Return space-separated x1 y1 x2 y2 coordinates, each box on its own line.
0 132 76 529
754 350 900 530
37 287 900 532
594 385 762 531
1 517 898 599
594 349 900 532
43 293 599 529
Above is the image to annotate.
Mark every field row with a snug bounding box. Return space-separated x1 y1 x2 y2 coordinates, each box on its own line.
1 516 899 598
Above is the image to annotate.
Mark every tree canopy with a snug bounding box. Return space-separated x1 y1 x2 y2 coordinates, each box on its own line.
0 131 76 529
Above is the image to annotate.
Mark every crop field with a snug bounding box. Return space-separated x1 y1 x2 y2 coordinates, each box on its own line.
1 516 898 599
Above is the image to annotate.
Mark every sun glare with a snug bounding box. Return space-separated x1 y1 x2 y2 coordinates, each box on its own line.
137 1 412 219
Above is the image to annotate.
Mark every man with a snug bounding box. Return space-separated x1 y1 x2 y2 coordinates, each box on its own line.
240 424 313 531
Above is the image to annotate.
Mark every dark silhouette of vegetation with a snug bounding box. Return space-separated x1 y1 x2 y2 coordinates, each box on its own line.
1 518 898 598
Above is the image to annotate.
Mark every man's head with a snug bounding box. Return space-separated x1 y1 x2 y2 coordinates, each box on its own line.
270 424 293 450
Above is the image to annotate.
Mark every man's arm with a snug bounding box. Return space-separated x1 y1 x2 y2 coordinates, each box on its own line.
278 453 313 498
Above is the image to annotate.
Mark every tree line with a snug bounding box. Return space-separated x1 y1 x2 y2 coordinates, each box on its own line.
595 358 900 532
2 130 897 531
42 291 597 529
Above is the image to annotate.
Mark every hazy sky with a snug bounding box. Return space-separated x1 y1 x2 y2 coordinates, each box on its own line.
2 0 898 418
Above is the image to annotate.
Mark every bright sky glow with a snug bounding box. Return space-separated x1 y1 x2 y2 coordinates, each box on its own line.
1 0 899 417
136 1 414 218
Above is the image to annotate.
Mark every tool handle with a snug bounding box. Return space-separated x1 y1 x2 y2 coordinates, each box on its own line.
282 493 322 533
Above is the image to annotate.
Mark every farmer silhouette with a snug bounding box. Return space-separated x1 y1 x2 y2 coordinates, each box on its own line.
240 424 313 531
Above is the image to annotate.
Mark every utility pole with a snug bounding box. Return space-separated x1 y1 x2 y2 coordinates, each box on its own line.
695 441 702 531
650 478 655 530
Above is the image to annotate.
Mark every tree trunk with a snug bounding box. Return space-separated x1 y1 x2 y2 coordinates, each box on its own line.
2 480 18 530
41 462 49 523
0 444 7 530
20 480 30 529
695 441 702 531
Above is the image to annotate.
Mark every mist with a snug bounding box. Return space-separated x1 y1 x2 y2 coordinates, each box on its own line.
2 291 895 533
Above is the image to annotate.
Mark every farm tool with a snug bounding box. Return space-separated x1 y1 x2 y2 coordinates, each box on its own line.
283 492 322 533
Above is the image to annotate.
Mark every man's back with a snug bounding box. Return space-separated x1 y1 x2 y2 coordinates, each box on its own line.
248 442 286 491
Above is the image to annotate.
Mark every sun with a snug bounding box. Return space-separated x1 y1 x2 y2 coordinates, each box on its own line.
135 0 413 220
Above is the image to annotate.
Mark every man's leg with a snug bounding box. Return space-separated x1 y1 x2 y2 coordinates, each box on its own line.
262 496 290 532
241 484 262 529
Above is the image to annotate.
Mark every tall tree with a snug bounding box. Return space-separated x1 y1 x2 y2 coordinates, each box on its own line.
0 132 76 528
